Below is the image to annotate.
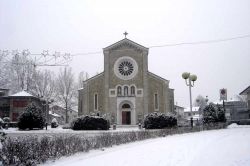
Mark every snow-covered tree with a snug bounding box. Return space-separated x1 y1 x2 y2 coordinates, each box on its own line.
203 103 226 124
0 51 11 88
18 103 45 130
30 69 56 100
8 51 36 93
194 95 207 108
55 67 76 123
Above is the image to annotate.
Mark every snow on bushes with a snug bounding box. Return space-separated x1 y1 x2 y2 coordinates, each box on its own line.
143 112 177 129
3 117 10 123
0 128 7 165
203 103 226 124
71 115 110 130
18 103 45 130
51 118 59 128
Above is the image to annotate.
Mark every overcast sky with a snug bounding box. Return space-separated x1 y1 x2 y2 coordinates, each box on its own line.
0 0 250 107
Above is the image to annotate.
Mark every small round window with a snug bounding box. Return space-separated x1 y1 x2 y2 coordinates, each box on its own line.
114 56 138 80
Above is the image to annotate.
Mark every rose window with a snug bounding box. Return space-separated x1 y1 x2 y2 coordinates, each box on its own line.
114 56 138 80
118 61 134 76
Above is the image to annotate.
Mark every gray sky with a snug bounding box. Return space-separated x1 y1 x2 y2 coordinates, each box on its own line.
1 0 250 107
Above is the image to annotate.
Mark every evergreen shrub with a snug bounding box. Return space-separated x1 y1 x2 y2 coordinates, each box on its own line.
0 118 3 128
17 103 45 130
51 118 59 128
203 103 226 124
3 117 10 123
143 112 177 129
71 115 110 130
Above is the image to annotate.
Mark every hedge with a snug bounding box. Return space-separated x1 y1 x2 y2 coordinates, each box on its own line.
0 123 226 165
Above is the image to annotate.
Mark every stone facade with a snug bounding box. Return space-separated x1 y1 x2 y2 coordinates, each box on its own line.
78 38 174 125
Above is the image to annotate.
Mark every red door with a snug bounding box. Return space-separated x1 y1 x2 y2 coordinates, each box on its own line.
12 113 19 122
122 111 131 124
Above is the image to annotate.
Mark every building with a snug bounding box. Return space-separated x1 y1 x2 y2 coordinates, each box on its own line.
78 37 174 125
240 85 250 110
49 105 78 124
184 106 201 121
174 105 185 119
213 98 249 121
0 88 10 118
0 90 44 121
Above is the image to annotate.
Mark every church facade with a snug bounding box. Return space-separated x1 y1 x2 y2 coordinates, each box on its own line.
78 38 174 125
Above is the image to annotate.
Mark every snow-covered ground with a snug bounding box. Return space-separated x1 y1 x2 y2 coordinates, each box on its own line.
43 124 250 166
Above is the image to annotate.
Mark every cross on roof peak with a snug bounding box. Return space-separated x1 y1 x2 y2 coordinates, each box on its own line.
123 31 128 38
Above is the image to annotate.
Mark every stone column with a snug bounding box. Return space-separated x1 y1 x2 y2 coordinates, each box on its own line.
142 50 149 116
103 50 110 114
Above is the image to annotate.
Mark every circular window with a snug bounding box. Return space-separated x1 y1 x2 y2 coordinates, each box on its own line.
114 56 138 80
118 61 134 76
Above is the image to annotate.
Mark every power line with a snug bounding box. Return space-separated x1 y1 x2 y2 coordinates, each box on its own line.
71 51 102 56
1 34 250 63
66 34 250 56
149 34 250 48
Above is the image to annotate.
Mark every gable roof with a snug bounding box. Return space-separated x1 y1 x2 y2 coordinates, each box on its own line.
148 71 169 83
103 38 148 52
239 85 250 95
82 72 104 85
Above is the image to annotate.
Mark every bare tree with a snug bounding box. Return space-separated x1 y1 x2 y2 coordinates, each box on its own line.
30 69 56 100
56 67 76 123
0 52 10 88
9 51 36 93
78 71 89 88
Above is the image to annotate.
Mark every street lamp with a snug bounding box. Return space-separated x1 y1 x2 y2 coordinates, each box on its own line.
182 72 197 128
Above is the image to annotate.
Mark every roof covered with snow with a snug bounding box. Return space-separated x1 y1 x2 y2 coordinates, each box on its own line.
49 111 61 117
10 91 34 97
213 95 245 105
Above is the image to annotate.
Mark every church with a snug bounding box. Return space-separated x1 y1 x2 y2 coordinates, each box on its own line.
78 36 174 125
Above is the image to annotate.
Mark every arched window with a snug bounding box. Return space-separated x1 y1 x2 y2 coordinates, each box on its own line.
131 86 135 96
124 86 128 96
122 103 131 109
154 93 159 110
117 86 122 96
94 94 98 110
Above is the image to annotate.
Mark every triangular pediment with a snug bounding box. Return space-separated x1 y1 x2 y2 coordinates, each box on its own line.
103 38 148 52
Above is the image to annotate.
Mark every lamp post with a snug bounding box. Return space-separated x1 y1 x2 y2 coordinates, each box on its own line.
182 72 197 128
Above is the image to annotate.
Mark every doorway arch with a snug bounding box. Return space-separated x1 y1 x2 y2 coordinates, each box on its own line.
117 99 135 125
121 103 131 124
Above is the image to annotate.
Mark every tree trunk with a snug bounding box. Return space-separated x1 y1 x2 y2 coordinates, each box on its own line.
65 102 68 123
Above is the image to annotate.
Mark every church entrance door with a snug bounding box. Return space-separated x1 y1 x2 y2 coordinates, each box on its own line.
122 111 131 124
121 103 131 125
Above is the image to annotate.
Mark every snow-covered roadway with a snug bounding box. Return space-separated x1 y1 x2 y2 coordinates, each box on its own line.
43 124 250 166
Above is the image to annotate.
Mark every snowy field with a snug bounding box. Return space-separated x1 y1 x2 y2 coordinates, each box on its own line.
43 124 250 166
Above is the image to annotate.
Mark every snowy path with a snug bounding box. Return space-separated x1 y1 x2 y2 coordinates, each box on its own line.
44 125 250 166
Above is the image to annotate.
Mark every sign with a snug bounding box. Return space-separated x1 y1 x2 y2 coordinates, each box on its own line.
220 88 227 101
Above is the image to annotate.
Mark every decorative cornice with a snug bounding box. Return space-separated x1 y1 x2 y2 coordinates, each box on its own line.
103 38 148 53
